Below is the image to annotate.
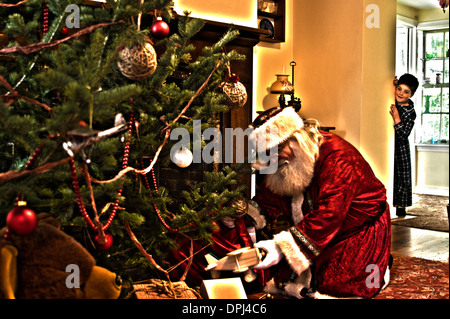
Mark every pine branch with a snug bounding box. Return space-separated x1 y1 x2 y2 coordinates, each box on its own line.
0 156 73 184
123 220 170 280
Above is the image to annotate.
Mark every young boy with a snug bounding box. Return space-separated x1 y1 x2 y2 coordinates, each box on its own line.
389 73 419 216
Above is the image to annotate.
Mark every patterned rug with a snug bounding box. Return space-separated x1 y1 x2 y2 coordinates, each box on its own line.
375 254 449 299
391 194 449 232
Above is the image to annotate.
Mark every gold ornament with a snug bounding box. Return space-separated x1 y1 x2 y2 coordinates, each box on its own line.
118 42 157 80
221 65 247 110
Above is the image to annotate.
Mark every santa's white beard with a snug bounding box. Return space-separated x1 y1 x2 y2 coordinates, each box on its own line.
265 142 315 197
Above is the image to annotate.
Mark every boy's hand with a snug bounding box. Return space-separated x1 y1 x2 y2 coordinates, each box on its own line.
389 104 401 125
393 76 398 87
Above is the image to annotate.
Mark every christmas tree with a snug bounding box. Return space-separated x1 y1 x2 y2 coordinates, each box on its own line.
0 0 249 293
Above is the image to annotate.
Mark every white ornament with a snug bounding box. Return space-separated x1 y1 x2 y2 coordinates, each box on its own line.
172 148 193 168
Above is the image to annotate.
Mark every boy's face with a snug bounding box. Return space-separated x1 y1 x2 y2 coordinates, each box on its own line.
395 84 413 104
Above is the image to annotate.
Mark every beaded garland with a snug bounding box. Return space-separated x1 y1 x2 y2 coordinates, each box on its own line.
69 110 134 232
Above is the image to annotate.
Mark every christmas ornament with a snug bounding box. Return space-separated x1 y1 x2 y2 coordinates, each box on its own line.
61 27 69 37
6 202 38 236
63 121 127 163
94 233 114 251
172 148 193 168
151 17 170 40
117 41 157 80
221 66 248 110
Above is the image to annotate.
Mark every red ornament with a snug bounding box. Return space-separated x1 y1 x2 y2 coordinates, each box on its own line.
6 203 38 236
61 27 69 36
94 233 113 251
151 18 170 39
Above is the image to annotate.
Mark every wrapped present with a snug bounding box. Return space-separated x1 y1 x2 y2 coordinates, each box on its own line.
133 279 199 299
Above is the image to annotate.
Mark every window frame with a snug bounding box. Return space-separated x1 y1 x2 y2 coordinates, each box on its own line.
416 22 449 146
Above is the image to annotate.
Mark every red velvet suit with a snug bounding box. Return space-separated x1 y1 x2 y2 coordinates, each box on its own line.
253 131 391 298
169 131 391 298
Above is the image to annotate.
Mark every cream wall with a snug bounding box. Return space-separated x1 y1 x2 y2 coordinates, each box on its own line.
291 0 397 191
418 7 450 22
256 0 294 111
173 0 257 27
291 0 365 145
360 0 397 195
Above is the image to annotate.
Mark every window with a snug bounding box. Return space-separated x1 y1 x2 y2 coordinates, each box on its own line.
417 29 449 144
396 24 415 75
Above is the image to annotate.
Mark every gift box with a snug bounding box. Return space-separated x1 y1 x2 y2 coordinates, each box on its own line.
133 279 199 299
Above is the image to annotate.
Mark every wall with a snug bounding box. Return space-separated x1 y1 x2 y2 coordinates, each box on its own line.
291 0 397 192
360 0 397 199
255 0 295 112
415 146 449 196
418 7 450 22
292 0 364 144
173 0 257 27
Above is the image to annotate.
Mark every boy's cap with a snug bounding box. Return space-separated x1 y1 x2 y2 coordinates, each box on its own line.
398 73 419 95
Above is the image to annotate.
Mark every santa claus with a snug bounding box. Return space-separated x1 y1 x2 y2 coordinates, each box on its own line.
247 106 391 298
169 106 391 299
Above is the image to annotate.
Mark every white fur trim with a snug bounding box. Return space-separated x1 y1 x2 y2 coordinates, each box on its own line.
249 107 304 151
273 231 311 276
291 194 304 225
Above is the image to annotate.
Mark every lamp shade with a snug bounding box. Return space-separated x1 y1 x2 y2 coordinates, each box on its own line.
270 74 294 94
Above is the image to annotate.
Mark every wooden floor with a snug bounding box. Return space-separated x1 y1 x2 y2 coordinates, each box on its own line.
391 222 449 263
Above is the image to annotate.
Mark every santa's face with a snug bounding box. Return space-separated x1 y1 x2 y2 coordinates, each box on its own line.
265 138 316 197
277 139 296 166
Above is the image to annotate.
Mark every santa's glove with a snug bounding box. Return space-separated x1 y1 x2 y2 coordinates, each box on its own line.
252 239 283 270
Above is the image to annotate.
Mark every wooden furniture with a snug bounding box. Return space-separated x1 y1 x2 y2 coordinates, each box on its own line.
257 0 286 43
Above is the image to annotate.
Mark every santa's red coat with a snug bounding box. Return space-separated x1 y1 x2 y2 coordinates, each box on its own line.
169 131 391 298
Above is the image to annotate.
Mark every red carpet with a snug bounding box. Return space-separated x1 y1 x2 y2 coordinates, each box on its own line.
375 254 449 299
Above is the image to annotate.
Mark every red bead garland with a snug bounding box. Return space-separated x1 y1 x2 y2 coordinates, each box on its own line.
43 3 49 36
141 160 178 233
69 110 134 232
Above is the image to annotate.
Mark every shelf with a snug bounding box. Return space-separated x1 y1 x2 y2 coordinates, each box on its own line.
257 0 285 43
257 11 283 19
422 57 449 61
423 83 449 88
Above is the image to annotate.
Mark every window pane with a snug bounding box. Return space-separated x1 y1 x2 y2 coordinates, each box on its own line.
425 59 444 82
445 31 449 82
445 58 449 83
422 114 441 143
426 32 444 58
422 88 441 113
441 114 449 143
396 26 410 75
443 87 449 113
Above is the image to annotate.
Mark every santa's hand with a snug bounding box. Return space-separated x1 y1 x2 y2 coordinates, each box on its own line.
252 240 283 270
